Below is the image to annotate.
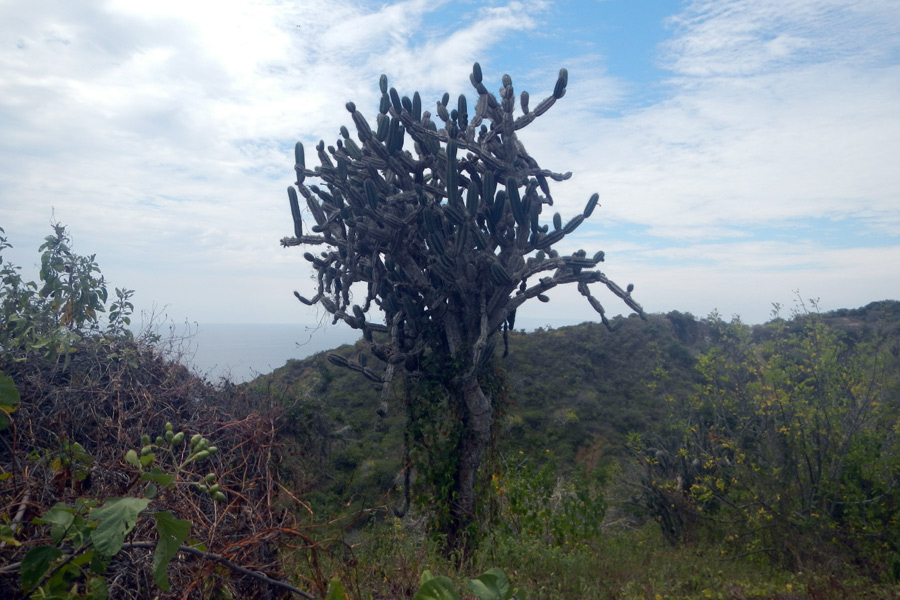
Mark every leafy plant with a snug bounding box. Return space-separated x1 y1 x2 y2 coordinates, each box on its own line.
490 451 606 547
412 568 522 600
14 422 226 598
629 304 900 573
0 224 135 369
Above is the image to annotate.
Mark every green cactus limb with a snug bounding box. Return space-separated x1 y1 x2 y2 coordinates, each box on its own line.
584 193 599 218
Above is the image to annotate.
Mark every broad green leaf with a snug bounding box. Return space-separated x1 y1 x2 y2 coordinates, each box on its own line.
141 467 175 489
34 503 76 544
87 576 109 600
414 575 459 600
324 578 347 600
152 510 190 591
467 574 501 600
465 570 515 600
90 497 150 556
21 545 63 590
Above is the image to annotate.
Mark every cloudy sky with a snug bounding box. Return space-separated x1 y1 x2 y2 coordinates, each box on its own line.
2 0 898 330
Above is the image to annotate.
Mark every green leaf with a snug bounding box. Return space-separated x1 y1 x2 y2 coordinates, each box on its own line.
414 575 459 600
0 524 20 546
87 576 110 600
34 503 76 544
141 466 175 489
90 497 150 556
467 575 501 600
479 568 512 599
124 449 140 467
0 373 20 431
324 578 348 600
152 511 190 591
21 545 63 591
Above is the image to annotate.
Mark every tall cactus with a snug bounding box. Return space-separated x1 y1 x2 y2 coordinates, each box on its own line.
281 64 644 546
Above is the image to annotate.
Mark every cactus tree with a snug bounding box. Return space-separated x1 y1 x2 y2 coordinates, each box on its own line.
281 63 644 544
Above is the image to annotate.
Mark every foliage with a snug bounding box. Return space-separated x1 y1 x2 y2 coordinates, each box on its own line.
0 225 134 369
281 63 644 544
0 226 324 599
12 417 231 598
628 303 900 575
0 371 20 431
488 451 607 547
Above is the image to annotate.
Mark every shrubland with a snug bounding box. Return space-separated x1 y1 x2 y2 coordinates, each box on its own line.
3 224 900 599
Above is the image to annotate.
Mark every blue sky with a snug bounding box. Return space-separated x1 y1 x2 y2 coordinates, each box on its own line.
1 0 898 329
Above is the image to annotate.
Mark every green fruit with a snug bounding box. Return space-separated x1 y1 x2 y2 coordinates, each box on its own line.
140 445 153 456
141 434 151 446
212 491 227 503
209 484 221 494
195 450 210 461
165 422 173 432
197 484 208 493
190 433 202 448
205 473 216 484
197 439 209 452
172 432 185 445
165 430 174 443
207 446 218 455
155 436 165 446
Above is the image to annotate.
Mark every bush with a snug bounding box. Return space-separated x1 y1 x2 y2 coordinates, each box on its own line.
628 306 900 576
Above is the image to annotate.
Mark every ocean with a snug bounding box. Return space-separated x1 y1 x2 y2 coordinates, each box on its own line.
174 316 587 383
170 323 362 383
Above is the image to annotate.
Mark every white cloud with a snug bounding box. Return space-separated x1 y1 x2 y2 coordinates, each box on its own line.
0 0 897 329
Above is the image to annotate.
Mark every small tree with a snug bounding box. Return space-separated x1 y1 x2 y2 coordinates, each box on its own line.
281 63 644 544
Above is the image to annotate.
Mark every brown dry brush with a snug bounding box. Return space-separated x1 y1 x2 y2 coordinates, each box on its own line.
0 336 340 600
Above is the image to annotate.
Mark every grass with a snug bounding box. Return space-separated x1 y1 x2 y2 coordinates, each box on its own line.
284 514 900 600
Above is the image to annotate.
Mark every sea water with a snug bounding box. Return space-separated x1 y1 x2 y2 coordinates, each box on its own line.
171 322 361 383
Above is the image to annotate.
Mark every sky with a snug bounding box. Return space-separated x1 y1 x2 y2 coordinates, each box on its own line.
2 0 899 331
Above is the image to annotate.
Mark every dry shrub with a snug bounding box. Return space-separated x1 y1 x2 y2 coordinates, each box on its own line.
0 335 324 599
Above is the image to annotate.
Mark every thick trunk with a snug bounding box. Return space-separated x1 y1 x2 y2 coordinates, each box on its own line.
448 376 493 547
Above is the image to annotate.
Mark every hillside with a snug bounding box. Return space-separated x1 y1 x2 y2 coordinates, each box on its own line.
251 300 900 513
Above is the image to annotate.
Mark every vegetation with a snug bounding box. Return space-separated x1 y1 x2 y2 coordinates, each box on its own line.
3 226 900 598
0 226 329 599
280 63 643 546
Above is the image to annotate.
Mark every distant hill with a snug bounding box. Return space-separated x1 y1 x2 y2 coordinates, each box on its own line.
250 301 900 510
